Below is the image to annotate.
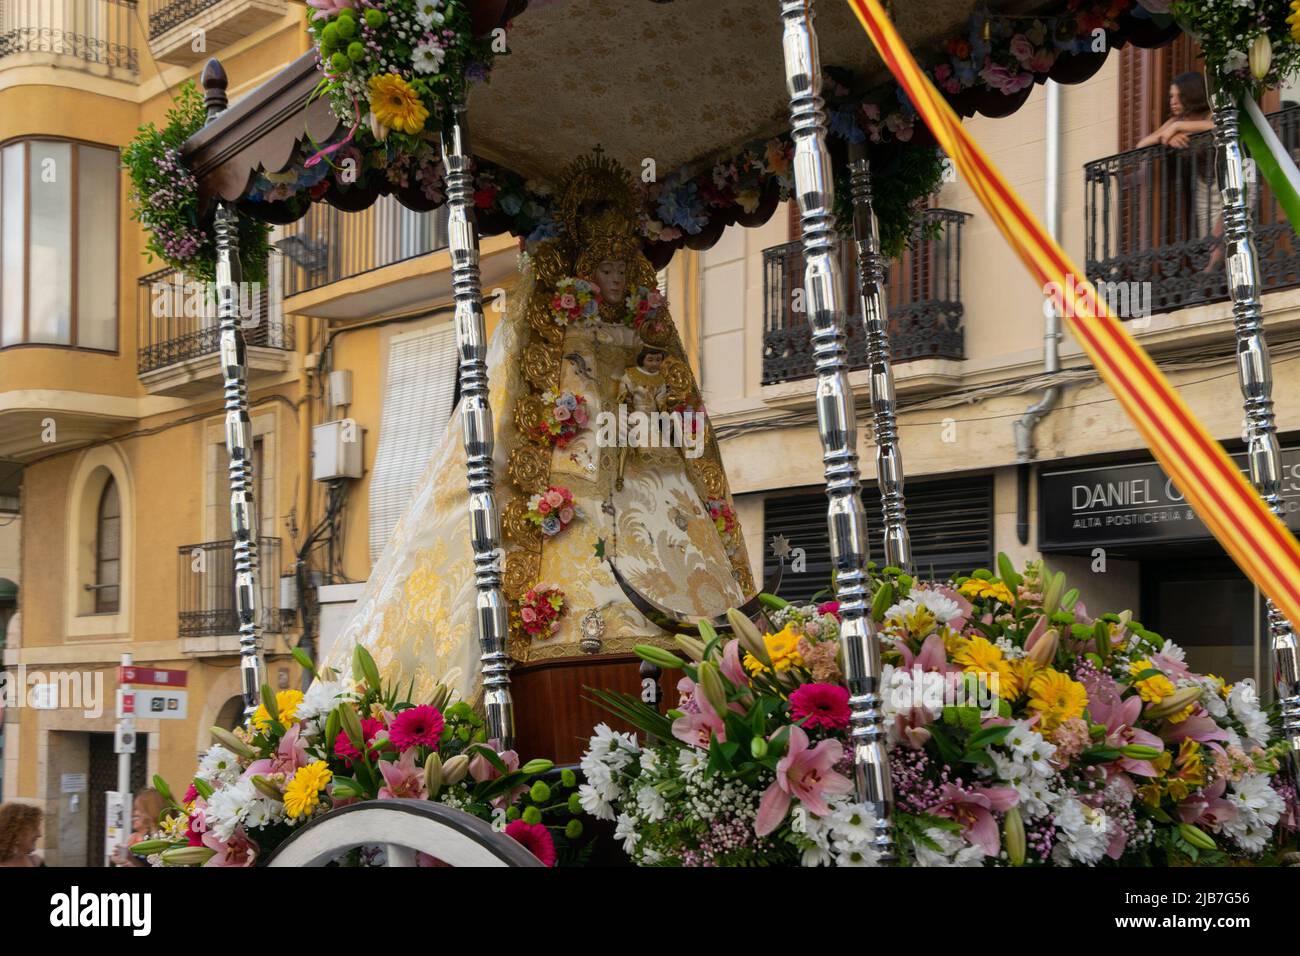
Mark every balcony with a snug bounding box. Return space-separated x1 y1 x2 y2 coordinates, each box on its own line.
0 0 137 74
762 208 970 386
136 267 294 397
1085 106 1300 317
177 537 284 655
145 0 288 66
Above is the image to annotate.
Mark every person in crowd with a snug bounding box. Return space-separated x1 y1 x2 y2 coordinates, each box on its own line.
111 788 168 867
1137 73 1222 270
0 803 44 867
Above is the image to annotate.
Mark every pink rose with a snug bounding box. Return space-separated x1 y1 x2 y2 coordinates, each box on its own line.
545 490 564 509
559 294 576 310
553 406 571 422
521 606 538 624
559 507 574 524
572 407 588 426
537 499 552 514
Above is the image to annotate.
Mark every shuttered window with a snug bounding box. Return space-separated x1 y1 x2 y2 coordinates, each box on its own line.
367 321 459 562
762 475 994 602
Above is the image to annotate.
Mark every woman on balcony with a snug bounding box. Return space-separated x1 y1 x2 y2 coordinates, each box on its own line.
1137 72 1222 271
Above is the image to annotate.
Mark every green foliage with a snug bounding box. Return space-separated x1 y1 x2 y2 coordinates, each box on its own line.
122 81 270 283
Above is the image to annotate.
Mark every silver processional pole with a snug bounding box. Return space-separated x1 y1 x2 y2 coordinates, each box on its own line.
849 142 911 572
204 60 266 719
1209 85 1300 777
778 0 895 858
440 100 515 748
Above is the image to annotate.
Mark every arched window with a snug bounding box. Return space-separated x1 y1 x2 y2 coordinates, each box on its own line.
95 478 120 613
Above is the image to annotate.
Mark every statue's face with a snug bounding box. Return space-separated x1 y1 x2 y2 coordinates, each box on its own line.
640 351 664 374
593 260 627 305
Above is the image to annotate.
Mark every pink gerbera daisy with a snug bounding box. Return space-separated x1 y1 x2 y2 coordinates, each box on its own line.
389 705 445 752
505 819 557 866
789 682 851 731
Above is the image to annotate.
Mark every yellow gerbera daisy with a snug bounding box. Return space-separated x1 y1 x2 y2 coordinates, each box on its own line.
284 760 333 819
952 635 1022 701
1027 668 1088 732
252 688 304 733
369 74 429 135
1127 660 1175 704
958 578 1015 605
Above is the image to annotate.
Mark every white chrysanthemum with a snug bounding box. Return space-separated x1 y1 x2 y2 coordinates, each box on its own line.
412 41 446 74
911 588 963 623
828 802 876 847
801 844 833 867
676 747 707 777
913 827 985 867
1053 797 1109 865
577 783 616 822
834 844 879 867
613 813 641 854
205 777 257 841
635 785 667 823
198 745 241 787
1158 640 1186 663
296 678 353 723
413 0 444 27
1228 680 1271 744
1221 773 1285 854
242 795 284 832
639 749 660 775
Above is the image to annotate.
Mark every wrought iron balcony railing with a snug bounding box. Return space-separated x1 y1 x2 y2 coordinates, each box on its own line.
0 0 138 71
177 537 283 638
137 266 293 375
146 0 218 38
1085 106 1300 317
762 208 970 385
278 195 450 297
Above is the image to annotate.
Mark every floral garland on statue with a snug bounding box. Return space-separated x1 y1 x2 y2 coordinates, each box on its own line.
705 498 741 558
131 646 588 867
582 557 1299 867
624 285 668 333
526 485 581 538
516 585 567 640
534 389 589 447
122 81 271 284
549 278 601 326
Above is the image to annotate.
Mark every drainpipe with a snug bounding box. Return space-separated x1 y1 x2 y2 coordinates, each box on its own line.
1014 79 1062 545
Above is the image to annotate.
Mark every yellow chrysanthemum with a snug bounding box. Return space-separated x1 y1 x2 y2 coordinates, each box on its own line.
1027 668 1088 732
958 578 1015 605
369 74 429 135
284 760 333 819
887 604 937 638
1128 660 1176 704
252 688 304 732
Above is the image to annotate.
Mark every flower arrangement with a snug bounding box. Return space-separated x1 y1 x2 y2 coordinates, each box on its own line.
516 585 566 640
122 81 271 283
581 557 1299 867
1171 0 1300 96
624 285 667 332
307 0 501 150
130 646 587 866
534 390 589 448
673 401 707 442
526 485 581 537
549 277 601 326
706 498 740 556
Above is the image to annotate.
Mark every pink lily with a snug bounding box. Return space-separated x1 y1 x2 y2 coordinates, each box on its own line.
1088 691 1165 777
755 725 854 836
721 639 748 687
306 0 353 17
378 748 428 801
1161 710 1231 745
1177 778 1238 829
928 782 1019 856
671 676 727 749
243 722 309 780
468 746 524 808
202 826 258 867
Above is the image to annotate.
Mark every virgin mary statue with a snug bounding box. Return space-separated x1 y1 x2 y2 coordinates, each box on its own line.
324 152 753 704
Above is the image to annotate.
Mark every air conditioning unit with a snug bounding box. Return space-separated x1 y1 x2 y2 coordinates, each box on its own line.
312 420 363 481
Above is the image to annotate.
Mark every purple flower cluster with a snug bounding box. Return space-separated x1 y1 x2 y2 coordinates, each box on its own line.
681 815 759 867
890 746 943 815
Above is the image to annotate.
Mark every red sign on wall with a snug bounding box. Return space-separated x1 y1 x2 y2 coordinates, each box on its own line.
118 667 188 688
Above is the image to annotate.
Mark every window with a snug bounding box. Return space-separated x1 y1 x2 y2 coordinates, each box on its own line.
94 478 121 613
0 139 119 350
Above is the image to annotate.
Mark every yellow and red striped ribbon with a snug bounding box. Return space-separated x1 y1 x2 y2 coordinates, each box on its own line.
844 0 1300 627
